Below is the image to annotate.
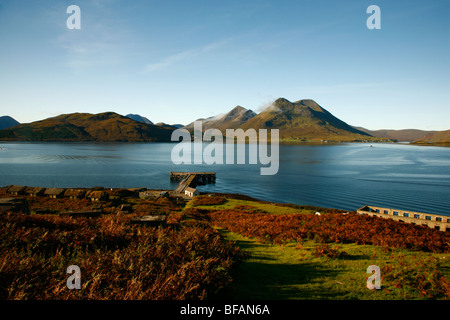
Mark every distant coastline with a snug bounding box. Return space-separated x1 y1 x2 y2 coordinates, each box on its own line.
410 141 450 147
3 139 449 147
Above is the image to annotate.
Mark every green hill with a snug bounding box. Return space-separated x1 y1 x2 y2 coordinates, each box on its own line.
240 98 384 142
354 127 435 142
413 129 450 146
0 112 173 142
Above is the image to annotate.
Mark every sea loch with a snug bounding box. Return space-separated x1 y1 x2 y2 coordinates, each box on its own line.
0 142 449 216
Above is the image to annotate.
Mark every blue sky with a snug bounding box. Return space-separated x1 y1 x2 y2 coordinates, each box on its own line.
0 0 449 130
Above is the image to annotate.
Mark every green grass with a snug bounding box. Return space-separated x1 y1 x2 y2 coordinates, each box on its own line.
217 229 450 300
186 198 311 215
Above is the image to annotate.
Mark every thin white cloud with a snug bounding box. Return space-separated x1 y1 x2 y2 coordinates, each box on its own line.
59 33 128 70
141 38 232 73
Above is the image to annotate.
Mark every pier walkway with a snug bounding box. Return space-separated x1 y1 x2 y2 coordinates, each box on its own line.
170 172 216 194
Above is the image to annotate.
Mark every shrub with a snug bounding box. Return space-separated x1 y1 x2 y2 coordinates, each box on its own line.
0 211 246 300
209 210 450 253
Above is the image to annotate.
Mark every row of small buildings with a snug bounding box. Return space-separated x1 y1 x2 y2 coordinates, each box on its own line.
357 205 450 232
5 185 109 201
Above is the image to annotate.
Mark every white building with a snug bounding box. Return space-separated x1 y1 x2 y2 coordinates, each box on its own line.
185 187 199 197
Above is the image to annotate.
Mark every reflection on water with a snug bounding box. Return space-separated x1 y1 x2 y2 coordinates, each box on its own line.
0 142 449 216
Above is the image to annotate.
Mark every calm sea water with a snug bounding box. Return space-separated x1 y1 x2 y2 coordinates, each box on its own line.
0 142 449 216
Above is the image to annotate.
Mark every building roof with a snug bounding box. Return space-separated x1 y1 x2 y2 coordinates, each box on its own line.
26 186 45 194
64 189 86 197
86 190 108 198
7 185 27 193
185 187 197 193
44 188 66 195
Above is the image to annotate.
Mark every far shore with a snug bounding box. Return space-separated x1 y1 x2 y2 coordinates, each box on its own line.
1 139 449 147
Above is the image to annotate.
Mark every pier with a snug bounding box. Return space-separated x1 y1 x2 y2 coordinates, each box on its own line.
357 205 450 232
170 172 216 194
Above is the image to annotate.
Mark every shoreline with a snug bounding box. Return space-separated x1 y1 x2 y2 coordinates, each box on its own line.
0 184 348 215
3 184 449 220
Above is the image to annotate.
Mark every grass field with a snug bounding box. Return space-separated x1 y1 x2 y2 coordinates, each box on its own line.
217 229 449 300
188 195 450 300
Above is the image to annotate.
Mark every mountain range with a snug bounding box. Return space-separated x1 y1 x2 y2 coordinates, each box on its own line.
184 98 381 142
0 112 172 142
0 98 448 144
